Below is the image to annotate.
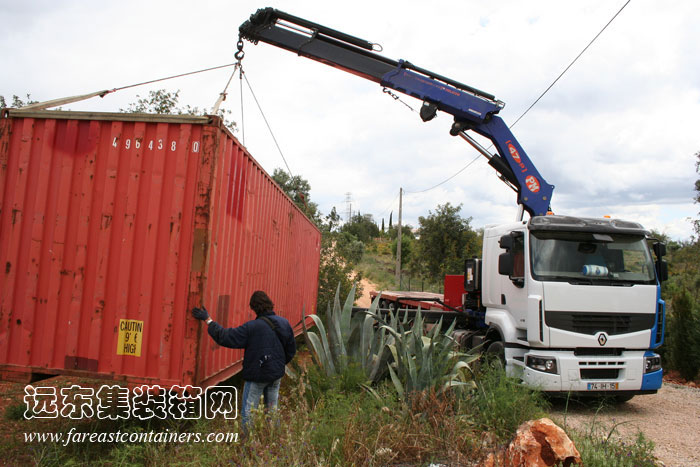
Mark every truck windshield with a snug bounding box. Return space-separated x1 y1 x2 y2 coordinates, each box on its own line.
530 231 656 284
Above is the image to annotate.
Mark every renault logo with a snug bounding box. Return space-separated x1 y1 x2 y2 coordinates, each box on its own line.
597 333 608 346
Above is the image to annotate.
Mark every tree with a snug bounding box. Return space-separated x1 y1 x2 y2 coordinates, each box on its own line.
271 168 319 221
325 207 341 233
270 169 359 312
341 213 379 243
662 150 700 381
120 89 237 132
0 94 38 108
667 290 700 380
392 231 415 264
414 203 481 284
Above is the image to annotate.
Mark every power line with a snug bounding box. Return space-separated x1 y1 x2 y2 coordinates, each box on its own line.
405 153 481 194
509 0 632 129
404 0 633 194
377 191 401 218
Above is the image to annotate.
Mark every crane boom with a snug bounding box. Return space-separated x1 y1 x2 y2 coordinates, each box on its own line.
239 7 554 216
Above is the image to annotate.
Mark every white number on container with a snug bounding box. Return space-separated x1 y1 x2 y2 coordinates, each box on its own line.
192 141 200 153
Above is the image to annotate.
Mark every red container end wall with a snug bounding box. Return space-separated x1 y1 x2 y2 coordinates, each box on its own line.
0 109 320 388
443 275 466 309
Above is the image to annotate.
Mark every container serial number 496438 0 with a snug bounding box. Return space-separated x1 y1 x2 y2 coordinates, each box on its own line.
111 137 200 153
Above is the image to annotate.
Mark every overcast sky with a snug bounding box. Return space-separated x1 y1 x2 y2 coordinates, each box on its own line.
2 0 698 240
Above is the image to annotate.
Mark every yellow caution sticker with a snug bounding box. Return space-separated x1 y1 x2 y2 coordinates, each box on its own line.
117 319 144 357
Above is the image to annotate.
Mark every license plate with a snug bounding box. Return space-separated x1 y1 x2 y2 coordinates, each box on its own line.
587 382 619 390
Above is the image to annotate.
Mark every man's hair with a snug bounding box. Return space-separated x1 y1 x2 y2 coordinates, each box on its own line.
249 291 274 315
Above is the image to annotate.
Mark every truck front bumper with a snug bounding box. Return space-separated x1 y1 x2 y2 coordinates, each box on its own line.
518 349 662 394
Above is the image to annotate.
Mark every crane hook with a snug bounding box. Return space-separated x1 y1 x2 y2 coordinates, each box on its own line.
235 39 245 61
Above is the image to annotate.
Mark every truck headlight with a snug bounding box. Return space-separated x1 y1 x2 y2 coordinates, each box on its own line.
526 356 558 375
645 355 661 373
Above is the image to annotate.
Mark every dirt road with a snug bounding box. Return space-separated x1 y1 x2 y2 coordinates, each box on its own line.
356 277 380 308
549 383 700 466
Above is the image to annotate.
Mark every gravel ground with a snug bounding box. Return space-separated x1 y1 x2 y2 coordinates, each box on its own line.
549 383 700 466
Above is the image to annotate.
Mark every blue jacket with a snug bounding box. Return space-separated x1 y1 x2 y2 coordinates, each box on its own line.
207 312 296 383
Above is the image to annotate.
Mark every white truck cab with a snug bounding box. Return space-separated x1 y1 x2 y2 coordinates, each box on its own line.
480 215 665 397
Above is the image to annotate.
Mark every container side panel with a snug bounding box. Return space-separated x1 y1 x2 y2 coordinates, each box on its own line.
32 119 60 367
196 128 320 385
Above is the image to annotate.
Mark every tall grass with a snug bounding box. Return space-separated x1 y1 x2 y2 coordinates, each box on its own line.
464 362 550 441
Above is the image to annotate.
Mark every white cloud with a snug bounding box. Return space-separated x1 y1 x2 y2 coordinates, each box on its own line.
2 0 698 241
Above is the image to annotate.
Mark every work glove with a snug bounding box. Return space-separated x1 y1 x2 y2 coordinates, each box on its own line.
192 306 209 321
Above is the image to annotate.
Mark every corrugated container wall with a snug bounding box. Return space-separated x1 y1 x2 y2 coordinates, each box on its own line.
0 110 320 388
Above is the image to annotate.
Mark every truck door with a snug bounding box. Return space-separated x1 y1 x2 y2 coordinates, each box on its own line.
501 231 529 328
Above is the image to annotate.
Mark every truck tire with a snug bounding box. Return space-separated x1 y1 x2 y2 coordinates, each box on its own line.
485 340 506 367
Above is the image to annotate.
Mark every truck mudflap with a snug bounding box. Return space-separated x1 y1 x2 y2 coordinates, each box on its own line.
517 349 662 394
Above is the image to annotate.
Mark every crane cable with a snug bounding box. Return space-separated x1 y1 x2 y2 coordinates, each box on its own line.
240 70 294 177
403 0 633 195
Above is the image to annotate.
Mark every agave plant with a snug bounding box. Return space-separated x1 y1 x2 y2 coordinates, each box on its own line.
302 285 477 396
302 284 392 383
379 309 478 398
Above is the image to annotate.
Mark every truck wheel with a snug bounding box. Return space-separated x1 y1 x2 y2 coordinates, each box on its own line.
485 341 506 368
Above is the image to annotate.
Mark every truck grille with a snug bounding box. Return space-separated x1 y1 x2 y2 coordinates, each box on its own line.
545 311 655 335
580 369 619 380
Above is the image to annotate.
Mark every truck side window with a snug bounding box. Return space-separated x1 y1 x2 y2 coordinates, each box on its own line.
512 232 525 282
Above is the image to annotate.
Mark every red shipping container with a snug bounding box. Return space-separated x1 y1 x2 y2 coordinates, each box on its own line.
0 109 320 388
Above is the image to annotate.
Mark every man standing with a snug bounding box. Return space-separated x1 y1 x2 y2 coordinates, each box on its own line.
191 291 296 432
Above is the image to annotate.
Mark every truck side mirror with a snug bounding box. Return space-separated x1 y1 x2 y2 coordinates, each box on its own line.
656 260 668 282
498 252 514 276
499 234 514 250
653 242 666 259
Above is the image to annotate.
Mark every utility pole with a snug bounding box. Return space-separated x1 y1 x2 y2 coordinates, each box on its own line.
395 187 403 288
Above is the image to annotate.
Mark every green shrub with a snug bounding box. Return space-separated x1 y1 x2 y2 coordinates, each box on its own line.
667 289 700 380
4 402 26 421
464 363 549 441
571 426 657 467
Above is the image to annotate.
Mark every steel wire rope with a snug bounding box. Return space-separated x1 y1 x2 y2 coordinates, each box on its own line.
240 70 293 176
110 62 239 93
240 64 245 145
402 0 632 195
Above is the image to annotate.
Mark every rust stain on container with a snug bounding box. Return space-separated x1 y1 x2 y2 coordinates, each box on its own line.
0 110 321 388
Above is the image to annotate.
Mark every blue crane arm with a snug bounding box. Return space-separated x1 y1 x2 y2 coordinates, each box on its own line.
239 8 554 216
